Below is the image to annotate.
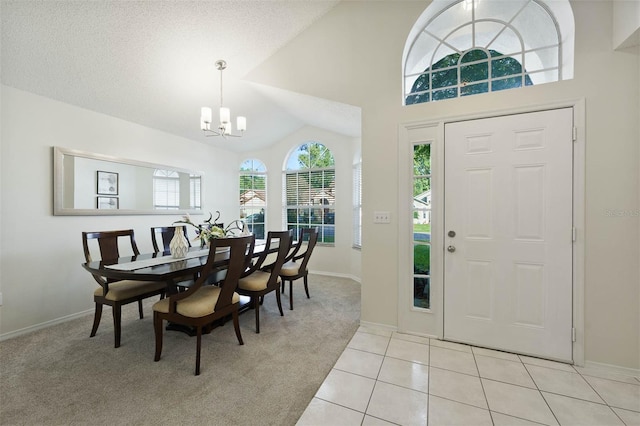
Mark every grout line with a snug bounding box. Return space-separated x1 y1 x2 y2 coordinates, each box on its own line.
360 337 393 420
471 347 494 425
489 410 550 426
426 343 431 426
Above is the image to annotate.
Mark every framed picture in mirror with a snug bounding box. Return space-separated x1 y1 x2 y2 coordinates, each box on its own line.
97 196 119 210
97 170 118 195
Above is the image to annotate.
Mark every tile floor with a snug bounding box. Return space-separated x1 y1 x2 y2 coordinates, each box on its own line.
297 326 640 426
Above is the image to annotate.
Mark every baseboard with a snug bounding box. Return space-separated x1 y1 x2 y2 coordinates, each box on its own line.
358 320 398 333
583 360 640 379
309 270 361 283
0 309 93 342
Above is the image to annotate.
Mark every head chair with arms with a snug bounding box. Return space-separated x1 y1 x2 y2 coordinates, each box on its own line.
152 234 255 375
82 229 166 348
150 226 192 254
280 227 319 310
236 229 293 333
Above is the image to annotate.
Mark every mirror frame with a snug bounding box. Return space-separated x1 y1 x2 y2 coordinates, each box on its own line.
53 146 205 216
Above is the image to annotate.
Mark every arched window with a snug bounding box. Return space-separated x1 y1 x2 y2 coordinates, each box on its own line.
403 0 574 104
153 169 180 210
284 142 335 245
239 159 266 239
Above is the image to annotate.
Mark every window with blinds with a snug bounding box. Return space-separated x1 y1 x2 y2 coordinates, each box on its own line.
284 142 335 245
153 169 180 210
190 174 201 209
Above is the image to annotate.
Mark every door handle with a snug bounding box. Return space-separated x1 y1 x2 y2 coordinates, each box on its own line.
447 245 456 253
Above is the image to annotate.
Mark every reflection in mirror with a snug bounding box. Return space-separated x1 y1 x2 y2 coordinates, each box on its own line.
53 146 203 215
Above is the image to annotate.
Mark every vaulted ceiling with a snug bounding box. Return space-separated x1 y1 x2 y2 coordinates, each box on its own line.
1 0 360 152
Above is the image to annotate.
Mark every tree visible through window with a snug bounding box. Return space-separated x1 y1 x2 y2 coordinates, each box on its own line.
406 49 534 104
285 142 335 244
413 144 431 309
403 0 569 105
239 159 266 239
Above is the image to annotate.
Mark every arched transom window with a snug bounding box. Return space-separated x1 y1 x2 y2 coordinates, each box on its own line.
403 0 574 104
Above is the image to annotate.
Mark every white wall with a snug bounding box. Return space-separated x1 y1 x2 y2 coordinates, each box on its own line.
613 0 640 50
241 125 361 281
247 0 640 370
0 85 241 337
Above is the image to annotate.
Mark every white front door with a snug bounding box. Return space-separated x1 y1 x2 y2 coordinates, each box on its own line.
444 108 573 362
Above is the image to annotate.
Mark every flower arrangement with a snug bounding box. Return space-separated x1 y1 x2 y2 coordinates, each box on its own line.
173 211 247 247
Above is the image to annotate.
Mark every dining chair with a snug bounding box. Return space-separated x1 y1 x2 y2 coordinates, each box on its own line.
150 226 192 254
152 235 255 375
82 229 166 348
236 230 293 333
279 227 319 310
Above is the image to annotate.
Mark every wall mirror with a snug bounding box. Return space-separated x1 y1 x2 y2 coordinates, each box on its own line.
53 146 204 216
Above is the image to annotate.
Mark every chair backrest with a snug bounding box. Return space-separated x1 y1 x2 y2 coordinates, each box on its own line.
244 230 293 286
291 227 319 273
151 226 192 253
82 229 140 263
209 235 255 311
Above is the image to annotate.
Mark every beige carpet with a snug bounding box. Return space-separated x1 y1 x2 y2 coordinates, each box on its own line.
0 275 361 426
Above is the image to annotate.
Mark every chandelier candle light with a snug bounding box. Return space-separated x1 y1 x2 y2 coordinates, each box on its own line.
200 59 247 138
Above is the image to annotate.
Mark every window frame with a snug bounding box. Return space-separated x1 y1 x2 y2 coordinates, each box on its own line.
283 142 336 246
239 159 267 240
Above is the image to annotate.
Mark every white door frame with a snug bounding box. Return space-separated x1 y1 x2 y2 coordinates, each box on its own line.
398 98 586 366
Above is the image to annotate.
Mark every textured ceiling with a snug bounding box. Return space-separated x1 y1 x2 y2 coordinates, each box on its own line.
1 0 359 152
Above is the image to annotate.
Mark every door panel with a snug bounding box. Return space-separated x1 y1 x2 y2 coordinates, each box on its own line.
444 108 573 362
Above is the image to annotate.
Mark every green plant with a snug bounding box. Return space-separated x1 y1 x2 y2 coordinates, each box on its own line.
413 244 430 275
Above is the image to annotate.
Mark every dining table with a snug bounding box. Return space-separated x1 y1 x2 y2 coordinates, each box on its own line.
82 239 274 333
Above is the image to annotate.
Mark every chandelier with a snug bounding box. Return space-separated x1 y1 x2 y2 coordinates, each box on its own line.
200 59 246 138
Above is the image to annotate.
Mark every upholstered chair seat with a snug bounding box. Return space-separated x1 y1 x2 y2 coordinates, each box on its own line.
153 286 240 317
238 271 281 292
279 261 300 277
95 280 166 302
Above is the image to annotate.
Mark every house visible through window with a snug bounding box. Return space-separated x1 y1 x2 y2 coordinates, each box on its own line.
239 159 266 239
284 142 335 244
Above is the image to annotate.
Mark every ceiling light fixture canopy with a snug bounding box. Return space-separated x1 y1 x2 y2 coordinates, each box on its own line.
200 59 246 138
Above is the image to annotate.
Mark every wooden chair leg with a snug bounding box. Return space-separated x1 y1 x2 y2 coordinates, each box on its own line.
113 304 122 348
304 275 310 299
90 302 102 337
195 327 202 376
138 300 144 319
275 288 284 316
281 281 285 293
153 313 163 362
232 309 244 345
254 297 260 334
289 280 294 310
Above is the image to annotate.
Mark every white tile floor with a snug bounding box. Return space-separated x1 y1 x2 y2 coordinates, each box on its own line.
297 326 640 426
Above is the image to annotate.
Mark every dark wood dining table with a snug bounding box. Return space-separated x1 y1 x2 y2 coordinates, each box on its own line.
82 240 274 330
82 239 270 289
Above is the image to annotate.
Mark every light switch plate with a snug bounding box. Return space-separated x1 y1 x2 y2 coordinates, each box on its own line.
374 211 391 223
